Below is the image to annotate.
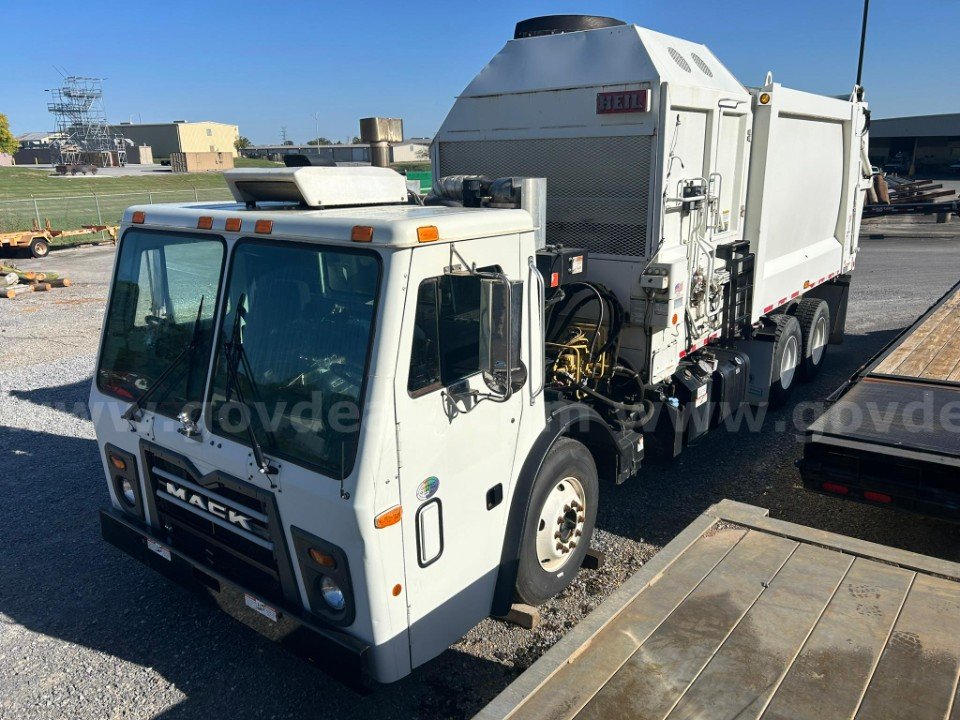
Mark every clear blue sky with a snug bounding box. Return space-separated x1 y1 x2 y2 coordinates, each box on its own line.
4 0 957 144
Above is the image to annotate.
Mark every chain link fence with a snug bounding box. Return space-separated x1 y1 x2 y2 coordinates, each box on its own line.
0 188 235 235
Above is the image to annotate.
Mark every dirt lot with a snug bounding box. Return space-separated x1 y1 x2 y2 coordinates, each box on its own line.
2 235 960 719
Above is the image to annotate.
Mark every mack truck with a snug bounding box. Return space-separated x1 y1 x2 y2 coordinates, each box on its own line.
93 15 871 684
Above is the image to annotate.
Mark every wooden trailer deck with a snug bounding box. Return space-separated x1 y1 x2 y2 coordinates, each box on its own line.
475 501 960 720
873 281 960 382
800 279 960 519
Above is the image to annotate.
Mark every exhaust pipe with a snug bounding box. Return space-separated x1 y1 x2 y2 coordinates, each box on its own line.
359 117 403 168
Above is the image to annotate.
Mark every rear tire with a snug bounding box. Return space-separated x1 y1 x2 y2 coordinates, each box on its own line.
515 438 598 606
790 298 830 380
768 314 802 408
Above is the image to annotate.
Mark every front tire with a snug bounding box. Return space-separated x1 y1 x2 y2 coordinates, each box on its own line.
790 298 830 380
515 438 598 606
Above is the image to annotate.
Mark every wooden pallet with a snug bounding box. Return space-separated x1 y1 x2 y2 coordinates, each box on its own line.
476 501 960 720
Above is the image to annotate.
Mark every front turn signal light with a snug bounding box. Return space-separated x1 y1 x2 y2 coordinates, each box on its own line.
308 548 337 569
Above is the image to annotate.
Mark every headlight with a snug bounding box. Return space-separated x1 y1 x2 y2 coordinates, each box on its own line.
120 478 137 507
320 576 346 611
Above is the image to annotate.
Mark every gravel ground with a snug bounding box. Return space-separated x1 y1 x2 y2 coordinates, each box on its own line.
2 236 960 719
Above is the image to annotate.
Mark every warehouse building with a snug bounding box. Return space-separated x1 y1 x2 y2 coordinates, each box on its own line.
869 113 960 175
109 121 240 159
241 138 431 164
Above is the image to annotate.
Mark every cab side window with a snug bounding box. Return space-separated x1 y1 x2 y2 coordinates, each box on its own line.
407 274 484 396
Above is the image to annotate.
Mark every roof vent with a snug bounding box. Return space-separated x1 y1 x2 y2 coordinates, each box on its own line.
691 52 714 77
514 15 626 39
667 47 692 73
224 167 408 208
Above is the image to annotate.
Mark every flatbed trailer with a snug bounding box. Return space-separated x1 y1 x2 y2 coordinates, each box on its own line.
799 279 960 520
475 500 960 720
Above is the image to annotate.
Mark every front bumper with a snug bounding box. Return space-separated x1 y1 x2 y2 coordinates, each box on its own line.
99 508 370 686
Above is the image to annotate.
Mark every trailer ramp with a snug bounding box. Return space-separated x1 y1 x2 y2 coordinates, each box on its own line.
475 501 960 720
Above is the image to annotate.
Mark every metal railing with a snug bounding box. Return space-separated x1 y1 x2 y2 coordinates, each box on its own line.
0 188 235 235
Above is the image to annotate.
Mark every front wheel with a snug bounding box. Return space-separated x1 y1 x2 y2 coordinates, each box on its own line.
515 438 598 606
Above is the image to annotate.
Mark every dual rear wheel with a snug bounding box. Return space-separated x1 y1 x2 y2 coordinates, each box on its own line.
769 298 832 407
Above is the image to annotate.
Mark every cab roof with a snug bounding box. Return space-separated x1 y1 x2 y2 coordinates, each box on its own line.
121 202 535 247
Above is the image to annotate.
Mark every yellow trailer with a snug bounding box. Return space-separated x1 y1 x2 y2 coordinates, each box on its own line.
0 219 118 258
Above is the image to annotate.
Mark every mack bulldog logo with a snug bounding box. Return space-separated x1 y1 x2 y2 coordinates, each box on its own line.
164 482 255 531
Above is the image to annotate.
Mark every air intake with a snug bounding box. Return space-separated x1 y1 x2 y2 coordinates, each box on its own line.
514 15 626 39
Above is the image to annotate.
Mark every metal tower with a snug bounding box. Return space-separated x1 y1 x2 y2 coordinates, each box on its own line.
46 76 126 167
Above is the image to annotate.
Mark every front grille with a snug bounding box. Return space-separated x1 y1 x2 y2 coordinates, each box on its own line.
438 135 653 258
144 449 286 603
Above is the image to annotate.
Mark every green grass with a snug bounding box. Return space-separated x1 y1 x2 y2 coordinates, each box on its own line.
234 157 283 168
0 166 234 233
0 166 228 201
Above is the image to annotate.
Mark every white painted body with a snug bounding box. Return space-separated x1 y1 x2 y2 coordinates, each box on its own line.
434 23 870 383
92 201 545 683
92 19 871 685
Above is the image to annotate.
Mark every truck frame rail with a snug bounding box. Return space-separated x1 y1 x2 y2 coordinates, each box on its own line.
475 500 960 720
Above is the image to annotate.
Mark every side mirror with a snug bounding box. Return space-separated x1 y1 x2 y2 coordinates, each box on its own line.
479 276 525 398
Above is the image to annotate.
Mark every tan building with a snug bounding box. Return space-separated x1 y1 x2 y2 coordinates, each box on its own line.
109 121 240 158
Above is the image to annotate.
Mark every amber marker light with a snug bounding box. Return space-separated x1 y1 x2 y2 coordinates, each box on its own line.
197 216 214 230
131 211 146 224
225 217 242 232
374 505 403 529
351 225 374 242
255 219 273 234
417 225 439 242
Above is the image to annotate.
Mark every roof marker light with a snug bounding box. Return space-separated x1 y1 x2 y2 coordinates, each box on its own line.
255 219 273 234
759 92 771 105
197 216 214 230
131 211 145 224
351 225 374 242
417 225 439 243
225 217 242 232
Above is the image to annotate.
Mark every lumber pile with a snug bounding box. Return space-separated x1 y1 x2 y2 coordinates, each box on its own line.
1 264 72 299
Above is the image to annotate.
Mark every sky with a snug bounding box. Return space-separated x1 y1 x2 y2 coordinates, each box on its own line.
4 0 959 145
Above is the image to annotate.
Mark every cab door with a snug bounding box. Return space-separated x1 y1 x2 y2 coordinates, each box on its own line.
394 237 525 668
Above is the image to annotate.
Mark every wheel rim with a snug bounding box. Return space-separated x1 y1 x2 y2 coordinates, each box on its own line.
36 244 48 257
811 316 828 365
536 475 586 572
780 335 799 389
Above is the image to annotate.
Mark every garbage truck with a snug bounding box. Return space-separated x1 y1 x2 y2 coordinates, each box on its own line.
92 15 872 683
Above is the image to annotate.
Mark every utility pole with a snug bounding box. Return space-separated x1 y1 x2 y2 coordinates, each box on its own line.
314 112 322 147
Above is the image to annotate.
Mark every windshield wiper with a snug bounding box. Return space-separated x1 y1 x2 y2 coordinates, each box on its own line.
122 296 205 422
222 293 278 479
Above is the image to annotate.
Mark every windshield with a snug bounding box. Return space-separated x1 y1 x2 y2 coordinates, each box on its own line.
208 240 381 479
97 229 224 417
